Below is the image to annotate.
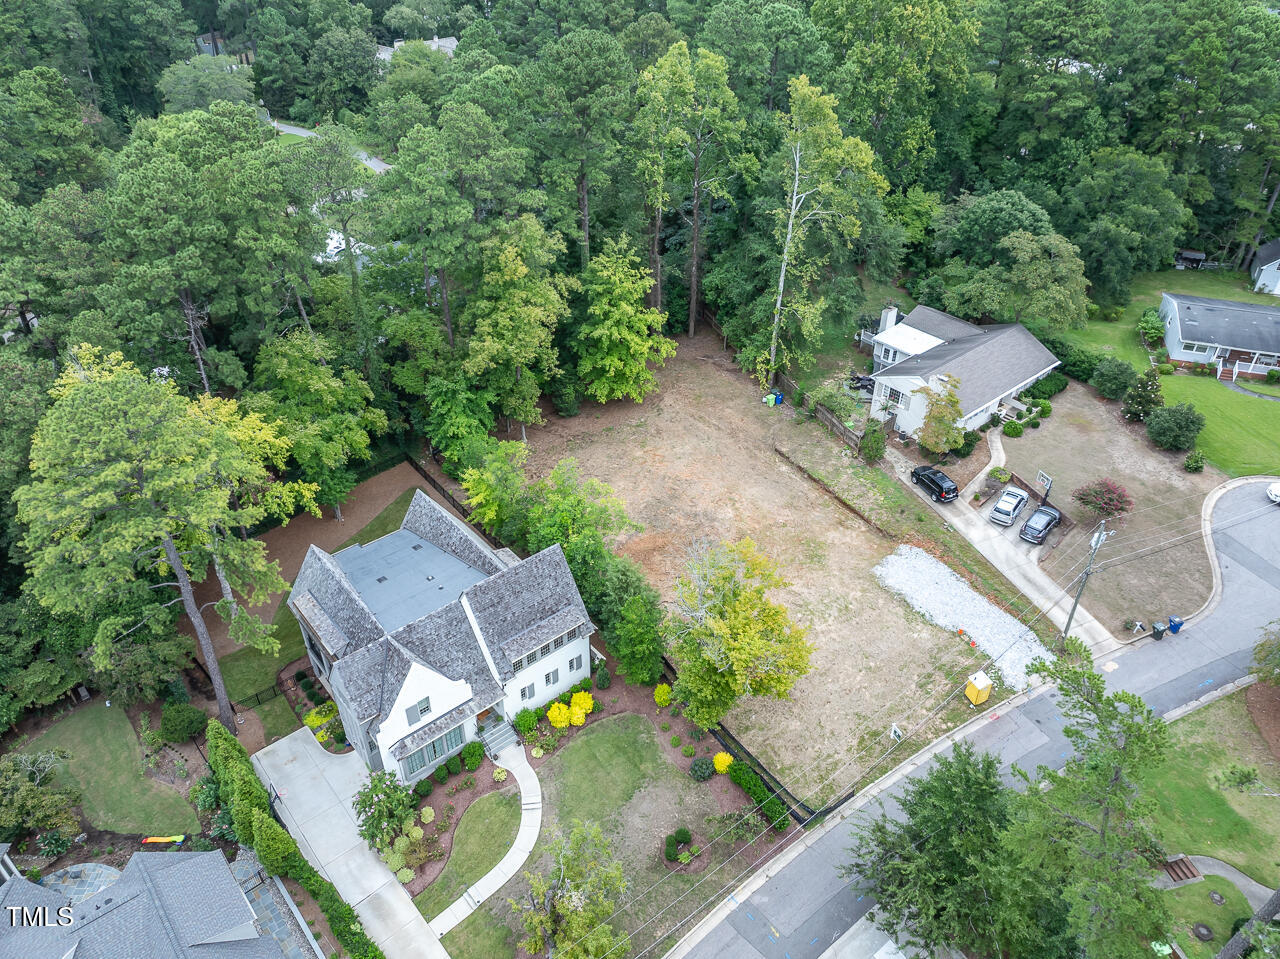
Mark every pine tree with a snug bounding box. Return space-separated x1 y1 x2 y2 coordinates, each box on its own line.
1121 366 1164 422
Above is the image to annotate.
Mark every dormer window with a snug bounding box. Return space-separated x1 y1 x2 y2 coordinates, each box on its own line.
405 695 431 725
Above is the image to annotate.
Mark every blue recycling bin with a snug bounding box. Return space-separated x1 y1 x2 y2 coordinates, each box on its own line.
1168 616 1184 634
773 389 784 405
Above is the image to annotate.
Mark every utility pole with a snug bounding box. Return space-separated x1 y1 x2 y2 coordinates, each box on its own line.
1062 520 1115 644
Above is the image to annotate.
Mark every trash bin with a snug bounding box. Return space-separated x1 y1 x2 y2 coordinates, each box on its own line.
773 389 784 405
1168 616 1184 634
1152 622 1167 640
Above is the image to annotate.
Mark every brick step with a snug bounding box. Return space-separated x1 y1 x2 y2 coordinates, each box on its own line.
1163 857 1201 882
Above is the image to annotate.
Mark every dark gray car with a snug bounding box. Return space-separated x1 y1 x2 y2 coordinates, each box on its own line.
1019 504 1062 544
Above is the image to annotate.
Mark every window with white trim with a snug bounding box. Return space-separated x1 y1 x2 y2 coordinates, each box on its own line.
405 695 431 726
1183 342 1210 354
545 669 559 687
569 654 583 672
519 683 535 701
882 386 904 410
879 346 898 363
539 643 552 657
525 648 537 665
552 636 565 650
400 724 464 777
512 656 524 671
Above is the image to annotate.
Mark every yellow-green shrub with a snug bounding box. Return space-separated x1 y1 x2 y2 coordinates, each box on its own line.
713 752 733 774
547 702 570 729
570 691 594 715
304 702 338 728
569 705 586 726
654 684 672 708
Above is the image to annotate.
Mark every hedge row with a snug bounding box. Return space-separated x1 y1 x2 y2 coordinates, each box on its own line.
726 758 788 830
206 719 386 959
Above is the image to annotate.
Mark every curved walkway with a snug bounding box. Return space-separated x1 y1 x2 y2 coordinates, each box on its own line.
1152 856 1274 912
1224 379 1280 403
428 742 542 937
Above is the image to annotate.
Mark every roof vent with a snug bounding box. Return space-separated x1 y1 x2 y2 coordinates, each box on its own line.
438 585 444 590
376 576 388 583
426 575 434 581
412 544 423 551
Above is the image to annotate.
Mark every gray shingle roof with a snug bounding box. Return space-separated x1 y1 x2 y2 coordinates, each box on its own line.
898 305 981 342
0 852 276 959
875 321 1059 415
1252 237 1280 271
401 490 502 576
1165 293 1280 354
499 607 586 665
463 544 594 680
289 546 382 657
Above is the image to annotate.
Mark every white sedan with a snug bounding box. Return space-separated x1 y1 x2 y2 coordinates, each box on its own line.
1269 482 1280 505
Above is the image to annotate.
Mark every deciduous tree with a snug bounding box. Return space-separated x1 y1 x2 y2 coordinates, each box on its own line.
577 236 676 404
667 538 813 729
914 374 964 454
1121 366 1164 422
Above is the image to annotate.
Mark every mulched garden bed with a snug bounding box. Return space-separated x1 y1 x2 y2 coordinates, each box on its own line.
1246 681 1280 762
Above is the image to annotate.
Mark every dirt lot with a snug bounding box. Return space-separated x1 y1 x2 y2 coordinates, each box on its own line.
1000 383 1224 638
521 331 978 805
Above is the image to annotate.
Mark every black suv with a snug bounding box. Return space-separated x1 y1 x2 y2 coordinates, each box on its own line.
910 466 959 502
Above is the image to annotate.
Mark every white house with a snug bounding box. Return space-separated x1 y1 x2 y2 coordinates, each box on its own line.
869 305 1060 436
1159 292 1280 379
1250 238 1280 294
288 491 594 782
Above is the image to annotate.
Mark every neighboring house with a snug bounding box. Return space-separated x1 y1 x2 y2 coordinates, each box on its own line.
0 851 278 959
869 305 1060 436
1159 292 1280 379
289 491 595 783
376 36 459 61
1250 238 1280 294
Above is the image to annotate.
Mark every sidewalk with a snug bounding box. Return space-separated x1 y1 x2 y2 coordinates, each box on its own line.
884 445 1119 657
253 729 449 959
429 743 542 936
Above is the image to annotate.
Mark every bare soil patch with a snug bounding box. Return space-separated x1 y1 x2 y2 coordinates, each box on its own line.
520 331 966 805
1246 682 1280 763
1000 383 1224 638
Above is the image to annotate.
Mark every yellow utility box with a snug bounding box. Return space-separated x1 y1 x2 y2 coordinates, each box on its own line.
965 670 992 706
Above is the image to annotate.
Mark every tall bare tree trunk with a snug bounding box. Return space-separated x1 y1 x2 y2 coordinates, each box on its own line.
768 146 803 388
648 204 663 312
687 160 703 337
1215 885 1280 959
293 286 315 337
180 289 211 395
578 169 591 271
163 533 235 730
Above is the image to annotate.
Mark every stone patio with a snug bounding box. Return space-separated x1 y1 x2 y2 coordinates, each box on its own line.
39 862 121 903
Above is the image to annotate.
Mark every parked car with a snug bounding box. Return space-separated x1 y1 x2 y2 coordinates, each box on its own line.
1268 481 1280 505
989 487 1029 526
1019 504 1062 544
911 465 959 502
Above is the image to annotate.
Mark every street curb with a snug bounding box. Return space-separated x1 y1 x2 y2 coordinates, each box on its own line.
1162 674 1258 722
662 683 1053 959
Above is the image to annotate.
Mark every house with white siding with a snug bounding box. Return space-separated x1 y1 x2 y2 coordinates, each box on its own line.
869 305 1060 437
1249 238 1280 295
1158 292 1280 380
288 491 594 782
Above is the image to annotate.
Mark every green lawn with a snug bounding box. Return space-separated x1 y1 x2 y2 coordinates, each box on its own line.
275 132 306 146
414 790 521 920
544 713 666 826
1238 379 1280 399
790 277 915 395
24 701 199 834
442 907 516 959
1163 876 1253 959
338 485 424 549
1144 692 1280 888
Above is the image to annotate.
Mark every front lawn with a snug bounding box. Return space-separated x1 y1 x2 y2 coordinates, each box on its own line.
1163 876 1253 959
1237 379 1280 399
24 701 199 835
1160 376 1280 477
442 908 516 959
414 790 521 921
1143 691 1280 888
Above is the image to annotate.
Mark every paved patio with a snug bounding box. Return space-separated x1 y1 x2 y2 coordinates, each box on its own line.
39 862 120 903
253 728 448 959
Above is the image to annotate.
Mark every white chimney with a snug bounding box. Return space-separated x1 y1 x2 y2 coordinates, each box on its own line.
878 306 900 334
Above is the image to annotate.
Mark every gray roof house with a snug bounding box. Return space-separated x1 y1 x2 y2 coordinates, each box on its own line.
1249 237 1280 295
0 852 278 959
1158 292 1280 379
869 305 1060 437
289 491 595 781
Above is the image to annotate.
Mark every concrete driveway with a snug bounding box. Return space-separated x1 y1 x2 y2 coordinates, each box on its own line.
252 730 447 959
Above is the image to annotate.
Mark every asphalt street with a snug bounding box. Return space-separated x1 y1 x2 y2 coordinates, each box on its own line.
679 482 1280 959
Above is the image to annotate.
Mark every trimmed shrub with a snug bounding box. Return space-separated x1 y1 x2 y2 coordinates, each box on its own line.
232 773 270 846
396 867 414 883
253 808 299 875
955 430 981 458
547 702 570 729
306 688 322 705
413 778 433 799
674 826 692 845
293 670 307 682
461 741 484 772
1035 400 1052 417
1267 368 1280 384
569 705 586 726
163 677 190 704
570 691 594 716
1146 402 1206 451
690 757 715 781
303 702 339 729
594 666 612 690
513 708 539 738
1089 356 1139 400
654 684 672 708
160 703 209 743
681 745 696 757
433 765 449 785
670 734 682 747
1184 450 1206 472
493 767 508 783
1024 371 1068 400
859 421 886 464
1157 363 1175 375
1072 478 1134 518
1028 418 1041 428
713 752 733 774
1002 420 1024 437
446 755 462 776
664 835 679 861
300 677 314 692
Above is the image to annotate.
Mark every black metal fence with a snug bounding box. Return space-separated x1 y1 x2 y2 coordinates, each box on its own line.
402 454 506 551
234 683 284 709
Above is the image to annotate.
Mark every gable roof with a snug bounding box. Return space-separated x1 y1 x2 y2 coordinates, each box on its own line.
0 852 276 959
1252 237 1280 271
1164 293 1280 354
898 305 982 342
875 318 1059 415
